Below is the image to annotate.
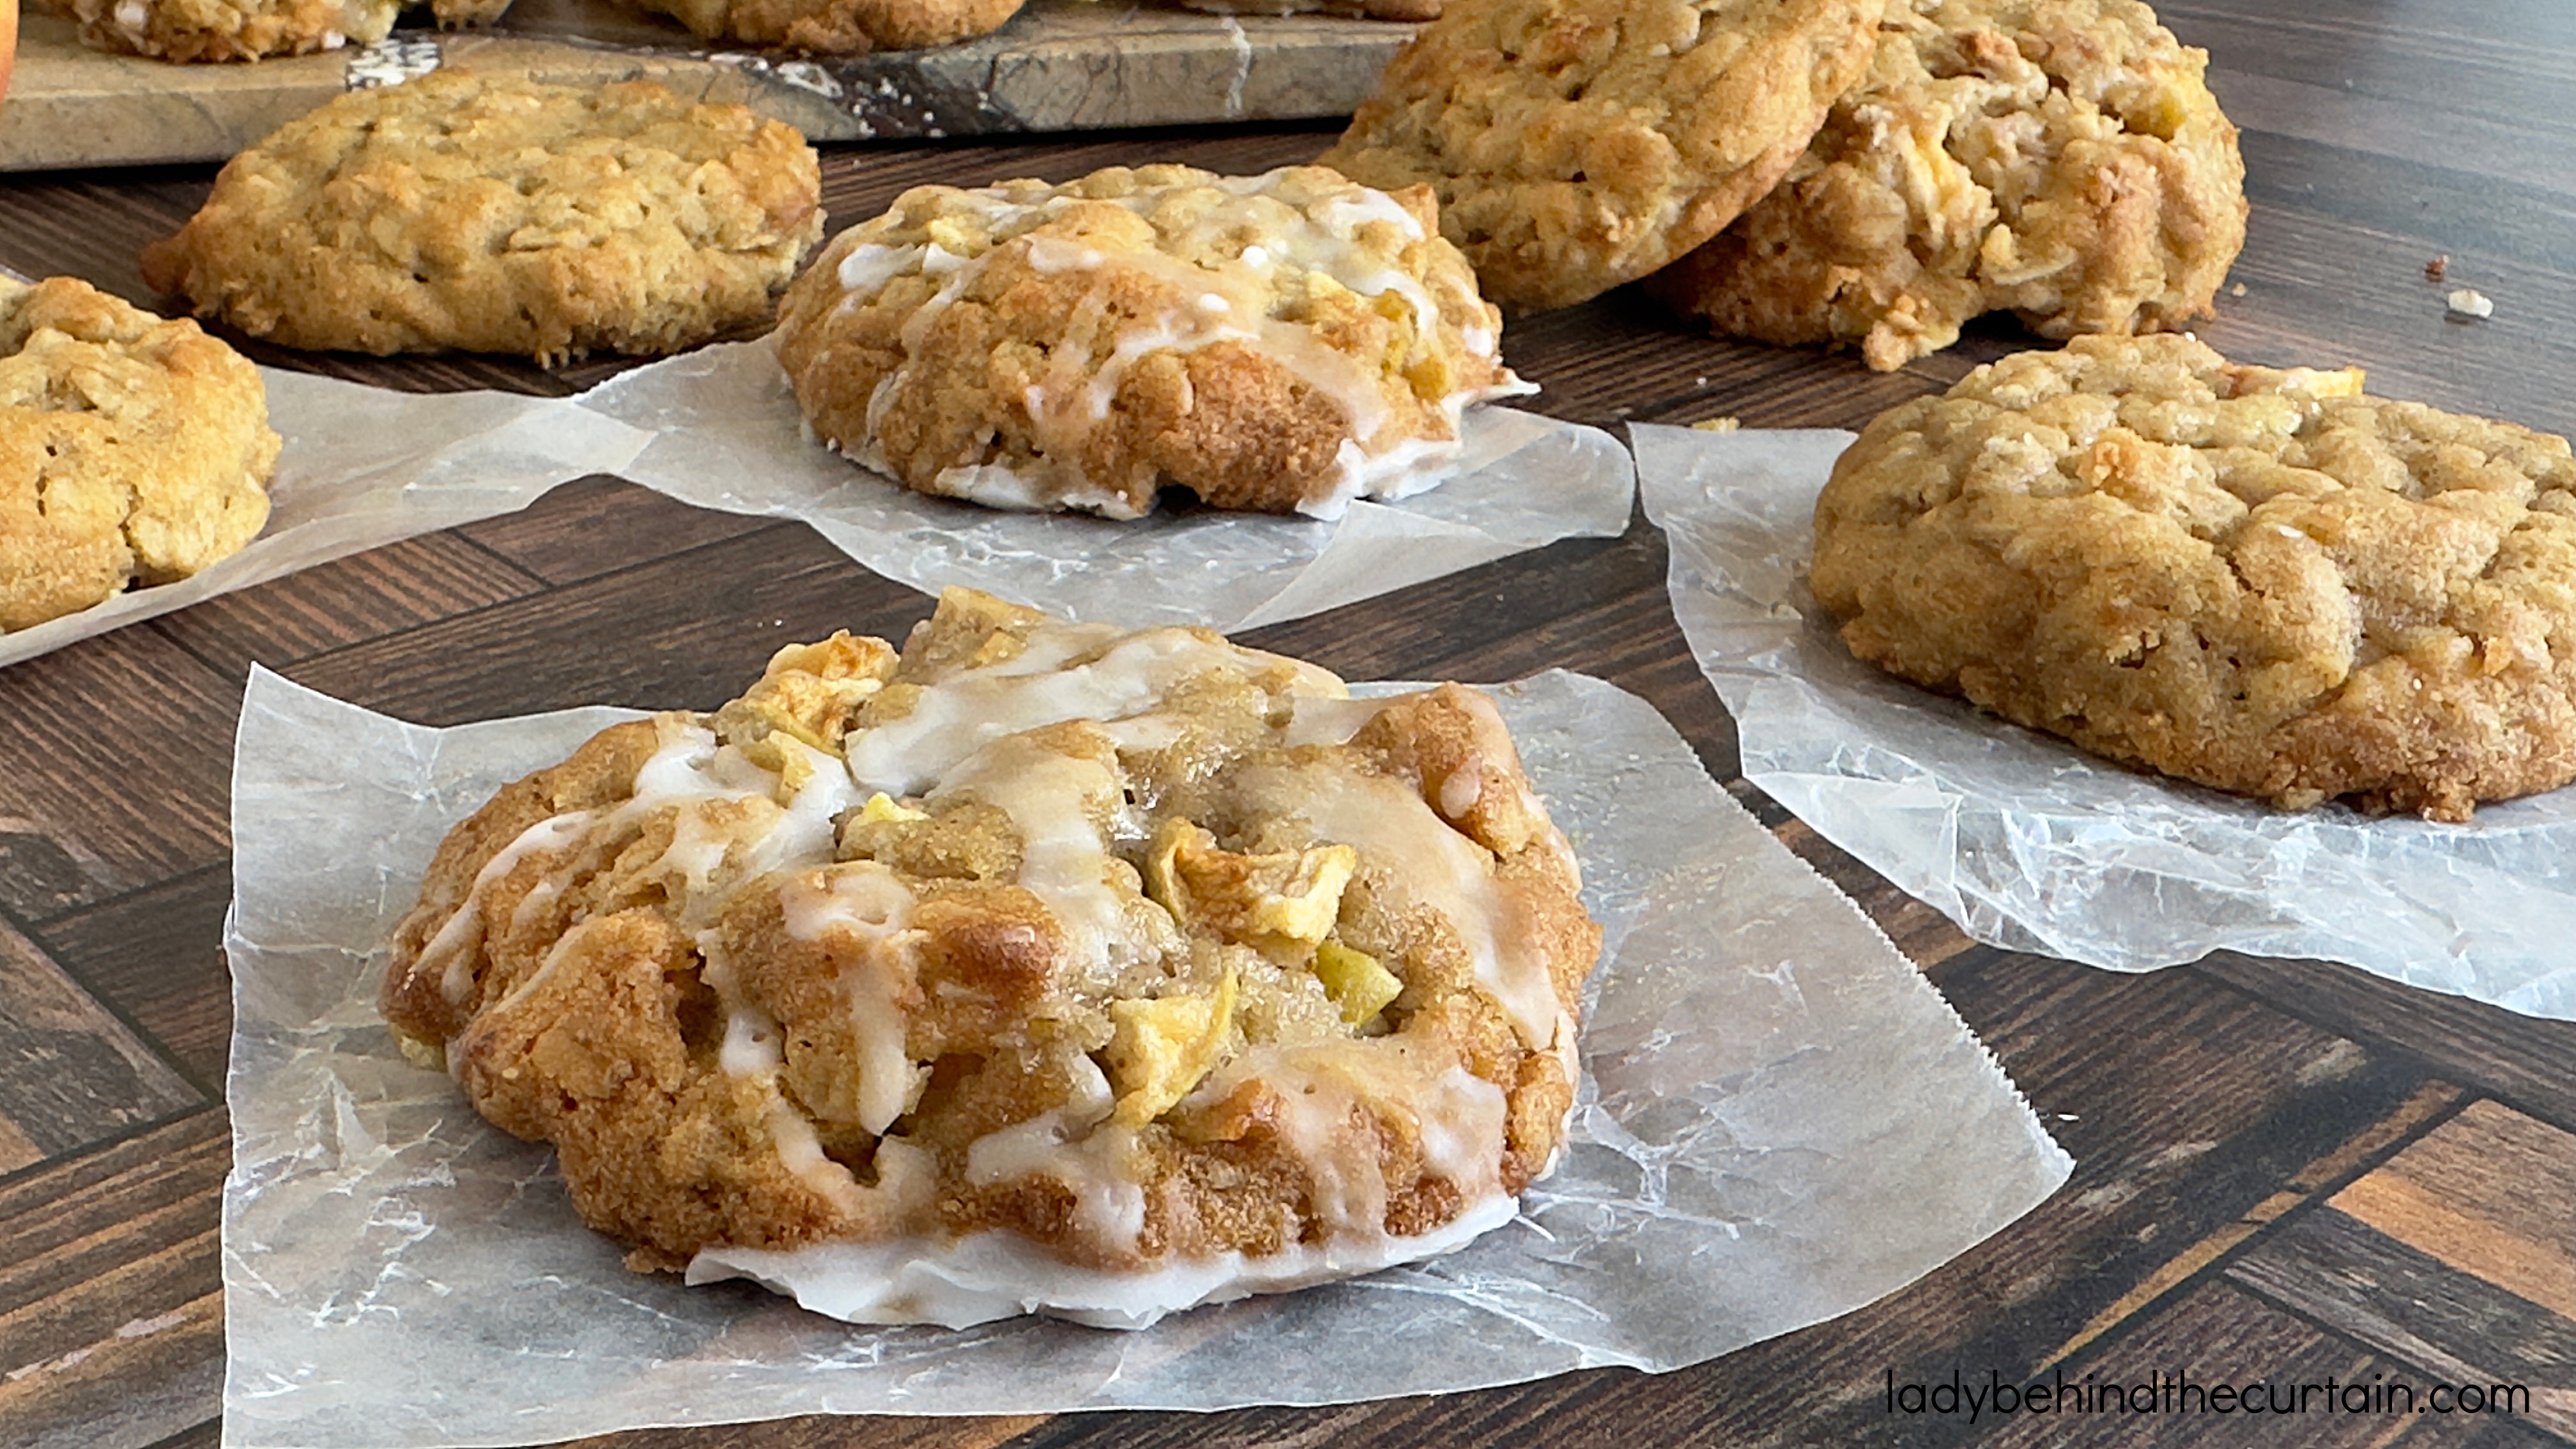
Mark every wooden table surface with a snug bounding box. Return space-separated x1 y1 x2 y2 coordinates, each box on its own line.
6 0 2576 1445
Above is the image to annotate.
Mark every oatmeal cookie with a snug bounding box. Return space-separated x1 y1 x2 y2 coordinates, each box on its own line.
1317 0 1880 313
1177 0 1443 18
1814 335 2576 820
772 164 1529 520
0 277 279 633
379 588 1601 1327
68 0 393 61
1650 0 2245 370
138 72 823 365
620 0 1024 52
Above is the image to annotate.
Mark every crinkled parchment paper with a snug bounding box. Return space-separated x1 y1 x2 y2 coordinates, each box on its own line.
0 368 652 671
223 666 2067 1448
1636 422 2576 1020
569 339 1636 631
10 340 1624 666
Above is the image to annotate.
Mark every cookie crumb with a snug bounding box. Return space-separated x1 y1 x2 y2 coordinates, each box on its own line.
2446 287 2494 319
2228 282 2248 297
2425 254 2450 282
1690 416 1742 433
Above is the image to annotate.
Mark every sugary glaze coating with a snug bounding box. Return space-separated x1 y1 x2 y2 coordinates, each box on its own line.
379 589 1602 1327
620 0 1025 54
772 164 1529 520
1318 0 1880 312
0 277 279 632
139 73 823 365
1814 335 2576 820
1650 0 2246 369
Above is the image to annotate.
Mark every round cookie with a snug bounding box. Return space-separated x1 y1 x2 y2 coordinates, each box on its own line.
138 72 824 365
0 277 279 633
1650 0 2246 370
379 587 1602 1327
772 164 1528 520
1177 0 1443 18
1317 0 1882 314
622 0 1024 52
68 0 394 62
1813 335 2576 821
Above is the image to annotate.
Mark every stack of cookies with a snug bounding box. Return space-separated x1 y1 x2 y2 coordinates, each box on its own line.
1322 0 2248 369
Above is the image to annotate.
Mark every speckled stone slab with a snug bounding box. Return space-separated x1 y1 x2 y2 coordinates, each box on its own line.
0 0 1410 170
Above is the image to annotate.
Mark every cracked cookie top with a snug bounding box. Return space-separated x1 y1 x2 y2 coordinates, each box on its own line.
1650 0 2245 369
378 588 1601 1327
0 277 279 633
773 164 1528 520
68 0 397 62
139 72 823 366
1318 0 1881 312
1814 335 2576 820
621 0 1027 52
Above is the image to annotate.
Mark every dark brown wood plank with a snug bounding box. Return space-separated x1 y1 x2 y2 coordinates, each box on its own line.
282 522 930 723
25 866 233 1092
0 629 241 921
1502 288 1945 429
2199 952 2576 1138
150 530 548 682
455 475 778 587
0 923 202 1162
2228 1200 2576 1443
0 1111 227 1449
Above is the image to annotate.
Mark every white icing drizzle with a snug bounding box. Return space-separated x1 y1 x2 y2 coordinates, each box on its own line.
1193 1043 1508 1237
1234 760 1563 1049
965 1112 1147 1249
765 1099 869 1215
822 168 1530 513
684 1189 1517 1330
930 736 1131 979
777 864 922 1131
719 1004 785 1078
1438 765 1484 820
423 809 595 1007
845 622 1341 795
1278 693 1390 749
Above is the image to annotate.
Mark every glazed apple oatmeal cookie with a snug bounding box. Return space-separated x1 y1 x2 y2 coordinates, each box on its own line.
1317 0 1881 312
378 588 1602 1327
139 72 823 365
1 277 279 632
1650 0 2246 369
1813 335 2576 820
772 164 1530 519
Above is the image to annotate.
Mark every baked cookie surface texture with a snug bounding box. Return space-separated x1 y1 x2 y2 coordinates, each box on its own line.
1317 0 1881 313
378 588 1603 1328
0 277 280 632
620 0 1025 53
1651 0 2246 370
1814 335 2576 821
139 72 824 365
772 164 1529 520
69 0 396 62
